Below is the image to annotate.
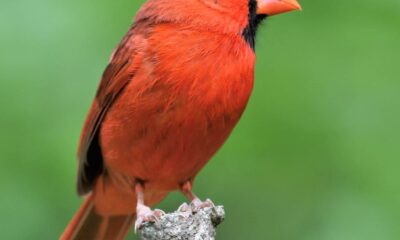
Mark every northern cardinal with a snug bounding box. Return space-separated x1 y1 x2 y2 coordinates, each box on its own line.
61 0 301 239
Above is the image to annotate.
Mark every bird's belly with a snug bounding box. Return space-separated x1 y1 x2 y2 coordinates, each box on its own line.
99 32 254 191
100 94 245 191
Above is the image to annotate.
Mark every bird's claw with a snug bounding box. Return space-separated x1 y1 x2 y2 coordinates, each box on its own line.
177 202 192 218
190 198 215 212
134 206 165 232
178 202 191 212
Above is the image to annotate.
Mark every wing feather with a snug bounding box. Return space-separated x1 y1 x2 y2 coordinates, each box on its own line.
77 22 149 195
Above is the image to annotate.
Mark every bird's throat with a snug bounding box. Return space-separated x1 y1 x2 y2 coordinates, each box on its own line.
242 0 267 51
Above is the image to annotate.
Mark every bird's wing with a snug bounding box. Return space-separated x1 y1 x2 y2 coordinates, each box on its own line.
77 22 149 195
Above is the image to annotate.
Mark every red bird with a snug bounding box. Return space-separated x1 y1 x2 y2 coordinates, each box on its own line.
61 0 301 239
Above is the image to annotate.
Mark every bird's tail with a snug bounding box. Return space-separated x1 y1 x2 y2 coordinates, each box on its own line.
60 194 135 240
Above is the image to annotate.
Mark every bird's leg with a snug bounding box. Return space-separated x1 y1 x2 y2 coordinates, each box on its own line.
134 182 165 232
179 181 215 212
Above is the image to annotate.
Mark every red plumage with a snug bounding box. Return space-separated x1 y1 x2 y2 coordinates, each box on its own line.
61 0 301 239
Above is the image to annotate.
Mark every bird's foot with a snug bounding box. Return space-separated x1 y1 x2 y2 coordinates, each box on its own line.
191 198 215 211
178 198 215 213
178 202 191 212
134 205 165 232
177 202 192 218
177 198 215 218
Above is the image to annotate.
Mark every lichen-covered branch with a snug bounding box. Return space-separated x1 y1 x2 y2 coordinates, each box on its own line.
138 204 225 240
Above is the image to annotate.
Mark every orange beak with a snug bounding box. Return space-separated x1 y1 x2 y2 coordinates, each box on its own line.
257 0 302 16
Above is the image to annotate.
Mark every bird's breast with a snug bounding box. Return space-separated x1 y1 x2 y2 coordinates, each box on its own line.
100 24 255 190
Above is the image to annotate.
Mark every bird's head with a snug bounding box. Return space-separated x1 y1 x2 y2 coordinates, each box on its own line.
136 0 301 48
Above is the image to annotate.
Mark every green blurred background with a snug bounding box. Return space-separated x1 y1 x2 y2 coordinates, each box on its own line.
1 0 399 239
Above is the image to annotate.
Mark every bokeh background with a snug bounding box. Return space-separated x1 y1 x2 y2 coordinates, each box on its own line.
1 0 399 239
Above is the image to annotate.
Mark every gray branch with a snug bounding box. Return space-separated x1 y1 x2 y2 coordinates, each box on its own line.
138 204 225 240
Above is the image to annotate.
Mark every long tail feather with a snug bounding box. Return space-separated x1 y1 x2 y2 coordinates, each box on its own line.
60 194 135 240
